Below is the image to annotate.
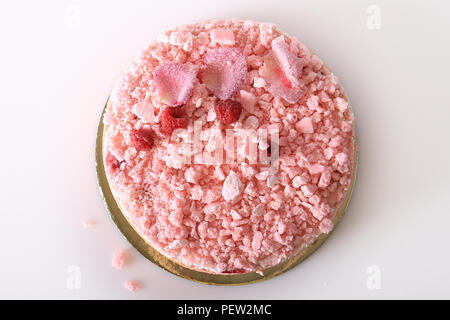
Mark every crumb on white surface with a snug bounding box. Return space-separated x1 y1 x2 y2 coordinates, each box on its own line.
82 220 93 228
112 250 125 269
124 280 139 292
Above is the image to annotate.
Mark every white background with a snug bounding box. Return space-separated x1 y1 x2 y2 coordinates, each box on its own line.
1 0 449 299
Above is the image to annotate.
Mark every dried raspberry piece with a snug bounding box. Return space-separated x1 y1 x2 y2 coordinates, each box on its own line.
105 152 120 173
214 100 242 124
159 107 188 135
130 128 154 150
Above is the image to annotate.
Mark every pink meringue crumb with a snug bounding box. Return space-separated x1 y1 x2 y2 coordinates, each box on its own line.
104 19 356 274
124 280 139 292
112 250 125 270
210 28 235 46
319 218 334 234
298 117 314 134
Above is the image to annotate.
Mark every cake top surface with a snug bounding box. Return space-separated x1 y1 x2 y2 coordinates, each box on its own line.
103 19 355 274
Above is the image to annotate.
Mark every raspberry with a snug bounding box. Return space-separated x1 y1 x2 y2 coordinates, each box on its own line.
130 128 154 150
214 100 242 124
159 107 188 135
105 152 120 173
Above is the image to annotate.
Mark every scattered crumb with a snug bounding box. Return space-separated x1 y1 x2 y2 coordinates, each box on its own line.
124 280 139 292
112 250 125 269
82 220 93 228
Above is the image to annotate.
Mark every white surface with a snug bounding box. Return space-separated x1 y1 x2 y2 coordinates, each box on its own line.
1 0 449 299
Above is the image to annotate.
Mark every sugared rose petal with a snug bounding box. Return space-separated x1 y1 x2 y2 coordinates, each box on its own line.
261 36 304 103
154 62 196 106
201 48 247 100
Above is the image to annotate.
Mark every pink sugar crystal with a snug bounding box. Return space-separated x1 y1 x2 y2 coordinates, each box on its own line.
298 117 314 133
309 163 325 175
271 36 303 82
184 167 200 184
252 231 263 250
239 90 257 114
154 62 196 106
222 170 243 202
201 48 247 100
259 23 275 47
335 152 349 166
124 280 139 292
253 77 266 88
307 95 319 110
334 97 348 112
168 209 184 227
301 184 317 197
112 250 125 270
324 147 334 160
318 168 332 188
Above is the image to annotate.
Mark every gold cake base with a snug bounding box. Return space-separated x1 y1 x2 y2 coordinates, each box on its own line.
95 99 358 286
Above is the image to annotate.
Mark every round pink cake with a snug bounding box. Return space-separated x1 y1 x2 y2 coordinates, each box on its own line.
103 19 356 274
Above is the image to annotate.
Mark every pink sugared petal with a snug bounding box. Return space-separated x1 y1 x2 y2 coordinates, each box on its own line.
202 48 247 100
261 36 304 103
154 62 196 106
